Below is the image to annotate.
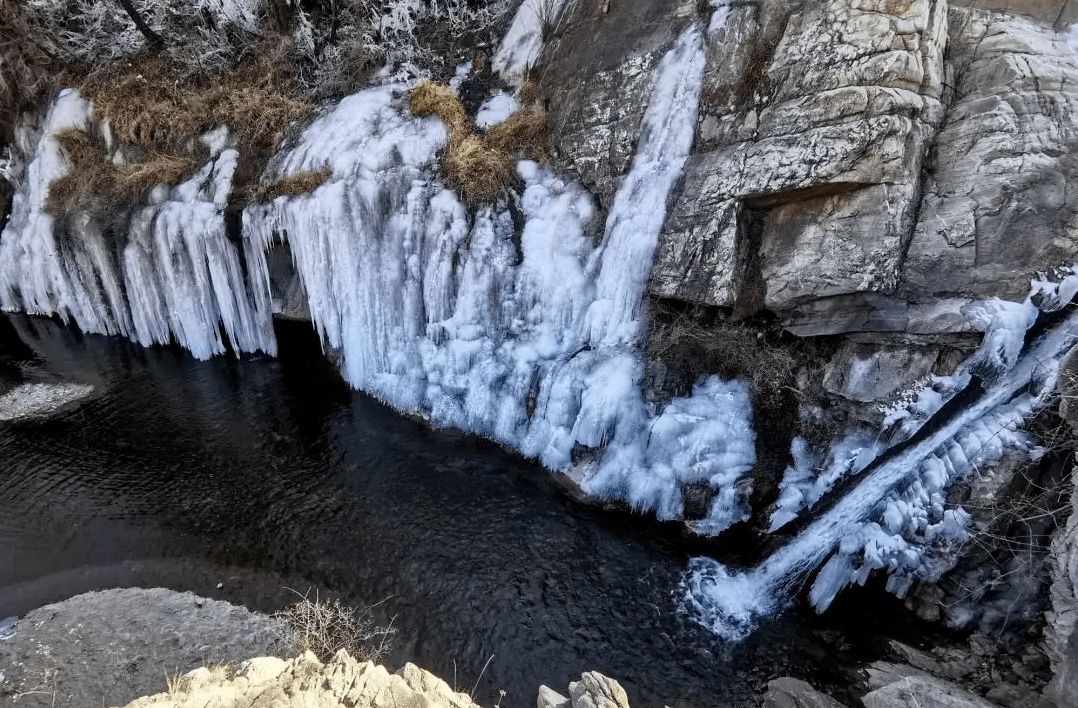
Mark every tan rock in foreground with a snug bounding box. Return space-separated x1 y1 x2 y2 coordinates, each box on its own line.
123 650 481 708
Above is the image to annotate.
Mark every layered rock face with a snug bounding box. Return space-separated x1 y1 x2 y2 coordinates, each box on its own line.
643 1 1078 339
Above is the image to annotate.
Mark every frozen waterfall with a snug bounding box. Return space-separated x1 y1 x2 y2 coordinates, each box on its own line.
680 291 1078 641
242 24 755 528
0 90 276 360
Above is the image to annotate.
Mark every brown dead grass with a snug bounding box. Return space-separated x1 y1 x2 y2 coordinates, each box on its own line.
79 38 311 156
486 105 549 162
443 133 516 204
407 80 548 204
42 35 312 221
46 127 206 220
408 80 470 134
250 167 334 203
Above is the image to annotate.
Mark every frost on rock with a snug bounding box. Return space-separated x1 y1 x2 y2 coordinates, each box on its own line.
244 25 753 524
681 284 1078 641
492 0 575 85
0 89 276 360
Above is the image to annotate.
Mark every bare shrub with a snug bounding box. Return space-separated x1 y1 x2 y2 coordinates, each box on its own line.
644 299 802 403
250 167 333 203
273 593 396 664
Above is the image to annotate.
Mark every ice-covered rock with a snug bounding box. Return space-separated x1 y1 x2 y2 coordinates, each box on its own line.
0 90 276 360
244 25 753 525
680 295 1078 639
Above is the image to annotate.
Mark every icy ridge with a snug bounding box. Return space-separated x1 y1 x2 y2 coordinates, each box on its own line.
682 289 1078 641
0 90 275 359
768 298 1040 534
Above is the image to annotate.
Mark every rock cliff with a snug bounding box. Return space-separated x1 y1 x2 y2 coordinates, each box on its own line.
3 1 1078 706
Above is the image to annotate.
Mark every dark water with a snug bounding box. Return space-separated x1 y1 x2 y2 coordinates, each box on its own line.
0 313 914 707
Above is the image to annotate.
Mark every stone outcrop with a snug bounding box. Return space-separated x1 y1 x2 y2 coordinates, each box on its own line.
651 0 948 320
636 1 1078 337
537 671 631 708
760 677 850 708
123 651 482 708
0 588 286 708
903 9 1078 304
540 0 698 204
862 675 1003 708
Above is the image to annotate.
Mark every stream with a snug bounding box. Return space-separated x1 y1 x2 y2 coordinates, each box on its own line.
0 313 935 707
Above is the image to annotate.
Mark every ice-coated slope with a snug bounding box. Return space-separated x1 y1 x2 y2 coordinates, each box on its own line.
680 291 1078 641
244 24 755 526
0 90 275 360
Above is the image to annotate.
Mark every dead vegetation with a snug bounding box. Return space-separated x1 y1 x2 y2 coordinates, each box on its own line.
644 299 810 405
408 79 548 203
273 593 395 664
250 167 333 203
46 126 208 221
8 0 522 221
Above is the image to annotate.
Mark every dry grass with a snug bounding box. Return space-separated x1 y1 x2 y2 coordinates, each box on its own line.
40 35 313 221
486 105 549 162
443 133 516 204
644 300 802 403
46 127 206 220
273 593 396 664
408 80 470 133
78 39 311 156
250 167 334 203
408 80 548 204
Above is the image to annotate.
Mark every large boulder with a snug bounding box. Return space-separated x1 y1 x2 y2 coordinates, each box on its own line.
0 588 286 708
761 677 850 708
862 676 1002 708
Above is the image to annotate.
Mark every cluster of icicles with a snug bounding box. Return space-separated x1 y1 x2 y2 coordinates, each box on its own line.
3 4 1077 641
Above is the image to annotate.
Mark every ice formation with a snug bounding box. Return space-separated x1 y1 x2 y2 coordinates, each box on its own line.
681 289 1078 641
240 24 755 526
475 92 520 128
0 90 275 360
492 0 575 84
